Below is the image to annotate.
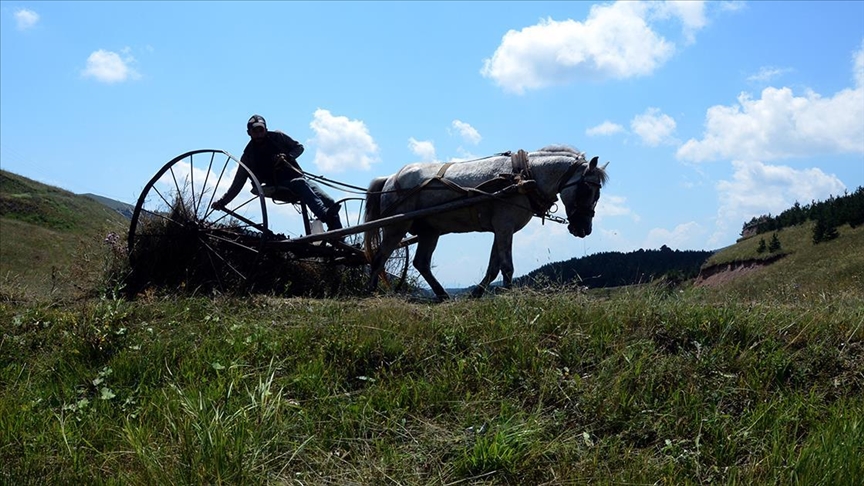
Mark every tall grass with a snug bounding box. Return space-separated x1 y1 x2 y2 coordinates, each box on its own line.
2 284 861 484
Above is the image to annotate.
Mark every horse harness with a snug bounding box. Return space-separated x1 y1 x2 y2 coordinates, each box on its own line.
386 149 589 221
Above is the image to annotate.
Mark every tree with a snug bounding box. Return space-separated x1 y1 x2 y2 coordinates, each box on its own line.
824 224 840 241
768 233 782 253
813 217 826 244
813 216 840 244
757 238 767 254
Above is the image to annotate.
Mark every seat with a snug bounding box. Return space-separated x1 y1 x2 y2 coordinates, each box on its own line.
251 184 301 204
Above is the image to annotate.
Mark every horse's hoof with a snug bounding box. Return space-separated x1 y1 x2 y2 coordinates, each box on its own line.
470 286 485 298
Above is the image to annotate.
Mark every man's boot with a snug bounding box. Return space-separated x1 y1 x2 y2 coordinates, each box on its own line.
326 215 343 232
325 204 343 231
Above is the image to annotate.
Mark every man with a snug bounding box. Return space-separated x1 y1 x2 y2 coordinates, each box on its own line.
212 114 342 231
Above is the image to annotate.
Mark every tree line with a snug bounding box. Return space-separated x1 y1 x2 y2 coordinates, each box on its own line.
515 245 713 289
742 186 864 237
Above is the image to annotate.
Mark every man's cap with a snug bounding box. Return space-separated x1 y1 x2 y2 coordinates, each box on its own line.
247 114 267 130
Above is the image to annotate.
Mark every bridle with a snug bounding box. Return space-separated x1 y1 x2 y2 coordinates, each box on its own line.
558 159 601 218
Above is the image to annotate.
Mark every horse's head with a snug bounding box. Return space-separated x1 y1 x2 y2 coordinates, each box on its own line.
559 155 608 238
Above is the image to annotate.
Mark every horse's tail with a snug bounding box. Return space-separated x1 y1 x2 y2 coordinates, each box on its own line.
364 176 389 262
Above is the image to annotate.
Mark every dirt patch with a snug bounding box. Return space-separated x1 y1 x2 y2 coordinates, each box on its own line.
694 255 785 288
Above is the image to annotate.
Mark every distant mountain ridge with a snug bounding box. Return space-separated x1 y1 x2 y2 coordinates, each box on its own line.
515 245 714 289
81 193 135 220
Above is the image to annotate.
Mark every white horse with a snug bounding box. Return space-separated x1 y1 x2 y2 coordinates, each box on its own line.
364 145 608 301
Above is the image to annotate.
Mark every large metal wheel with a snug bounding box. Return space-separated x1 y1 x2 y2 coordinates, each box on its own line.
127 149 270 292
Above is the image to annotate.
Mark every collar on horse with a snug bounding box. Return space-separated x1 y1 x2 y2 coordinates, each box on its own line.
510 149 585 217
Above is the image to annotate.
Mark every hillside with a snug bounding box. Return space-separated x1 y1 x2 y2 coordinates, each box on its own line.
0 170 130 299
695 221 864 299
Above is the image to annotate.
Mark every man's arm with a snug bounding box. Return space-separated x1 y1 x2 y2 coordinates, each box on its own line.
212 156 251 209
272 131 305 178
274 131 304 158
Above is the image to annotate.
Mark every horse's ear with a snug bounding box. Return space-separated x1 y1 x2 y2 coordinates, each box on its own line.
589 156 599 169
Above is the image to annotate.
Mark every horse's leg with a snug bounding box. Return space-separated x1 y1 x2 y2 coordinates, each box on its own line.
413 233 450 301
367 226 408 293
497 231 516 289
471 237 501 298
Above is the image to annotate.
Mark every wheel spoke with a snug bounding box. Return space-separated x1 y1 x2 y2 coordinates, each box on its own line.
202 232 261 253
196 151 217 216
210 195 258 226
139 207 185 228
189 152 197 216
199 237 248 281
167 165 193 221
203 153 232 221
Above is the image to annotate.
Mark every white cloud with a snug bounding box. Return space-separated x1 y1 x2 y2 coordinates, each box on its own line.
678 42 864 163
597 194 640 222
81 49 140 83
480 1 712 93
586 121 625 137
650 1 707 44
718 1 746 13
449 147 480 162
451 120 482 145
408 137 437 162
747 66 793 83
644 221 706 250
14 8 39 30
854 40 864 87
710 159 847 245
631 107 677 146
309 109 380 173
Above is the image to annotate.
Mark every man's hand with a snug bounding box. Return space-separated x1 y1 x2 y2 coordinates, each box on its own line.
211 199 226 211
273 153 289 166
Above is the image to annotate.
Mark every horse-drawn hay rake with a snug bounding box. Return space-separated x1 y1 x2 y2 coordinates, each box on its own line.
126 149 413 295
127 147 607 299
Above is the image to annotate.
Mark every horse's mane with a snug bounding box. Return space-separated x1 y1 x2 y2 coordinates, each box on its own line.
535 145 609 186
537 144 581 155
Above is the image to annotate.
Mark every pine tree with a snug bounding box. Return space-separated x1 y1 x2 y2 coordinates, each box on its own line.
813 217 826 244
824 222 840 241
813 216 840 244
757 238 767 253
768 233 782 253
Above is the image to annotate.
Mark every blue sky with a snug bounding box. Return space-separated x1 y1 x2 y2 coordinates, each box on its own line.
2 1 863 288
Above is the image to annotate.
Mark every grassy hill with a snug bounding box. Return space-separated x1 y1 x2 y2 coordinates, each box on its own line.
0 170 130 300
0 171 862 484
697 221 864 299
2 287 861 484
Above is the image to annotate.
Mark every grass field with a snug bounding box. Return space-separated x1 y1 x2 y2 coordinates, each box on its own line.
1 169 862 484
2 284 862 485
